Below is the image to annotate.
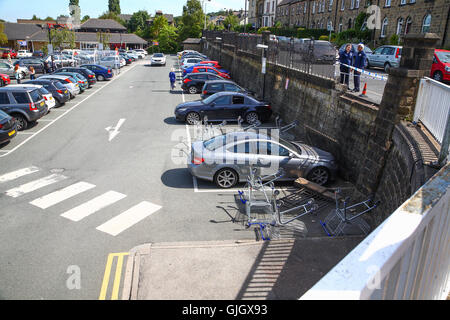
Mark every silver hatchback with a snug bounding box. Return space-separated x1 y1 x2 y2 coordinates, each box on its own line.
367 45 402 72
188 131 338 188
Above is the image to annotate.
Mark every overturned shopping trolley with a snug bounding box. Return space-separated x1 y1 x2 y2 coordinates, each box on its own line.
237 167 319 241
320 189 380 237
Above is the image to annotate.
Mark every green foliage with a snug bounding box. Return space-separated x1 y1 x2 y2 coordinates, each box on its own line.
257 27 270 34
149 15 168 38
69 0 79 6
389 34 399 45
128 10 150 33
50 29 76 49
108 0 121 15
96 31 110 49
223 14 239 31
319 35 329 41
178 0 204 42
0 22 8 45
98 11 126 27
81 15 90 23
155 25 180 53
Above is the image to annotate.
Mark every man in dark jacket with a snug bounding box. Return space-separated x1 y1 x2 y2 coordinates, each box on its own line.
352 44 367 93
339 44 353 86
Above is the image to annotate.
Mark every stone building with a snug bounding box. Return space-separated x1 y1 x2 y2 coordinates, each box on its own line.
274 0 450 47
246 0 259 27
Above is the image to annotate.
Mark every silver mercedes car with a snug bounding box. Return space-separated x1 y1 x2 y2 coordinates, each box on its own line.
188 131 338 188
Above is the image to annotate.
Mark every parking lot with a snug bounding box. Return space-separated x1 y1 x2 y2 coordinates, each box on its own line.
0 50 364 300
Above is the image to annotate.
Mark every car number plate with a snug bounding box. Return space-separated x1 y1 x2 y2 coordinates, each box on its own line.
40 102 44 107
8 130 15 136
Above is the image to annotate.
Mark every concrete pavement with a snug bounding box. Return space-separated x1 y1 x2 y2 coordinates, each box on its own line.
121 237 364 300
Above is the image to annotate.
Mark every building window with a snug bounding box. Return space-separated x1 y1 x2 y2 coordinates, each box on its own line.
396 17 403 35
385 0 391 7
400 0 406 4
422 14 431 33
405 16 412 34
304 3 307 13
339 18 343 32
410 0 415 3
381 17 388 37
350 0 355 9
355 0 360 8
341 0 345 10
329 0 333 11
348 18 352 29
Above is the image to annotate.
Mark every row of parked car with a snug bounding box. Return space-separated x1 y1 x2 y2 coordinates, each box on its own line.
0 57 136 146
174 50 338 188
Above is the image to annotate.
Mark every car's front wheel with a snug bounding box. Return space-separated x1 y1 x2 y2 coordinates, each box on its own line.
185 112 201 125
307 167 330 186
214 168 239 189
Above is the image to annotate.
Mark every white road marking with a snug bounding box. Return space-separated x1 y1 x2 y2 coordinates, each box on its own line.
5 174 67 198
30 181 96 209
0 166 40 184
60 191 127 222
105 118 126 142
0 63 139 158
96 201 162 236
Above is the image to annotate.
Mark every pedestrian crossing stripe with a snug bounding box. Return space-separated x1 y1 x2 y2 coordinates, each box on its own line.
0 167 162 237
99 252 129 300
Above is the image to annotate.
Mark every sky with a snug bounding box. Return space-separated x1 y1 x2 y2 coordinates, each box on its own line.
0 0 248 22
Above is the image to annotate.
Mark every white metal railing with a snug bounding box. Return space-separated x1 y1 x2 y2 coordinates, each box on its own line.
300 162 450 300
413 77 450 145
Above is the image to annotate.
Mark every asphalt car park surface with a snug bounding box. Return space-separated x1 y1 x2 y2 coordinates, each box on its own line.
0 54 288 300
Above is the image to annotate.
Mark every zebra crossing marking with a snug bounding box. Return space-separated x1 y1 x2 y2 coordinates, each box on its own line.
30 181 96 209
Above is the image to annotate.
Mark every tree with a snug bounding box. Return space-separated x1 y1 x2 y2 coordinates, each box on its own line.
0 22 8 45
223 14 239 31
69 0 80 17
154 24 179 53
149 15 168 39
50 28 76 49
128 10 150 33
178 0 204 42
98 11 126 27
97 31 111 49
108 0 121 15
82 15 90 23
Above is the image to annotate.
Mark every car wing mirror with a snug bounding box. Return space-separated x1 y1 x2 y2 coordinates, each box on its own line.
288 152 295 159
210 102 216 107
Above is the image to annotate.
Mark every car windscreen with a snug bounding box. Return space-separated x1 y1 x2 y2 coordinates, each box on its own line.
436 51 450 63
53 81 66 90
202 94 219 105
30 89 43 102
38 87 50 95
204 135 227 151
153 53 164 57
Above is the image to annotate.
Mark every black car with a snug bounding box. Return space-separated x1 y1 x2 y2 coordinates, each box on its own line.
182 72 225 94
0 109 17 144
174 92 272 125
23 79 70 107
0 87 47 130
13 58 45 73
53 67 97 87
200 80 253 99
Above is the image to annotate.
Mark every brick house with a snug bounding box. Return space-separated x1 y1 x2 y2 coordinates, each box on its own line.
274 0 450 47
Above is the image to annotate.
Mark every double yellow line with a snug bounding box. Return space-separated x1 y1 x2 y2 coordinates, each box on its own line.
99 252 129 300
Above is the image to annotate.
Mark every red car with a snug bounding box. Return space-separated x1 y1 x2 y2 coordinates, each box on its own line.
198 60 223 69
2 49 17 59
191 65 231 79
0 73 10 87
430 49 450 82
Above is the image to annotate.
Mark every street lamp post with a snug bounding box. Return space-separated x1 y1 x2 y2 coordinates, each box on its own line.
257 43 268 100
203 0 211 30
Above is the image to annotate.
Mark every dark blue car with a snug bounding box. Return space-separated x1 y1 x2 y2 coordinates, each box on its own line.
80 64 113 81
183 63 229 76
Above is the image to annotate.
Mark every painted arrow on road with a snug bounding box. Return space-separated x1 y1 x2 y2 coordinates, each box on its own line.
105 118 126 142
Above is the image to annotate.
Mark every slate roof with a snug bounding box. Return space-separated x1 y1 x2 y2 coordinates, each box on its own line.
28 30 147 44
2 22 43 40
79 19 127 31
